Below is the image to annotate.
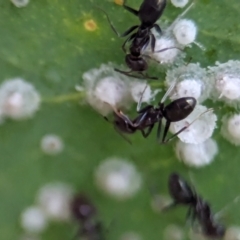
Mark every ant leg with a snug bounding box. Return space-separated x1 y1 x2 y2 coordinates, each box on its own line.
150 33 156 52
141 124 155 138
169 1 195 30
142 54 160 64
161 81 176 103
114 68 157 80
214 195 240 220
161 120 171 144
114 68 139 79
186 207 197 226
138 72 158 80
96 7 138 37
137 105 153 114
153 23 162 35
122 32 136 53
140 36 151 52
103 116 111 123
113 125 132 145
155 46 183 53
136 84 148 112
156 119 162 141
162 108 214 143
120 25 139 37
123 0 139 16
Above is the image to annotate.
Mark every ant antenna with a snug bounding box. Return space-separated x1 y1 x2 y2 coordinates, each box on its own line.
103 102 134 124
114 68 158 80
137 84 148 111
185 57 193 66
161 82 176 103
95 6 139 38
214 195 240 220
95 6 121 37
164 108 214 143
104 115 132 145
142 54 160 64
169 1 196 30
114 126 132 145
103 102 133 145
142 47 183 64
154 46 183 53
193 41 206 51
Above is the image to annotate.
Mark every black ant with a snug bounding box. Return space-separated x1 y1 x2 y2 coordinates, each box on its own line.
97 0 179 79
71 193 105 240
166 172 225 238
104 83 201 144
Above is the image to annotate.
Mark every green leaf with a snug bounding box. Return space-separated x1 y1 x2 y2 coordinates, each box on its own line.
0 0 240 239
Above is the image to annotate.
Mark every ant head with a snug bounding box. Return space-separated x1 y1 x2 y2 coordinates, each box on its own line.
125 54 148 72
212 224 226 238
168 173 195 204
214 224 226 237
205 223 226 238
113 113 135 134
71 194 97 221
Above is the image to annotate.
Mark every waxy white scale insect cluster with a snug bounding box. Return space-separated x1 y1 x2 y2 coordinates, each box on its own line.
166 63 210 102
145 2 198 67
224 226 240 240
169 60 240 166
146 36 182 65
21 206 48 234
19 234 41 240
170 105 217 144
221 114 240 146
0 78 40 122
36 183 74 221
208 60 240 106
81 4 240 169
171 0 189 8
82 63 157 115
173 19 197 46
40 134 64 155
95 157 142 200
175 138 219 167
11 0 29 8
20 182 74 237
164 224 184 240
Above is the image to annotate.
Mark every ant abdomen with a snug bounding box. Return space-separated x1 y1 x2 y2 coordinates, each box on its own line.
125 54 148 72
163 97 196 122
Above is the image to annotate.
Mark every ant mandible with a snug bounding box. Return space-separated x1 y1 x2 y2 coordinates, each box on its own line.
71 193 105 240
98 0 175 80
166 172 226 238
104 83 197 144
